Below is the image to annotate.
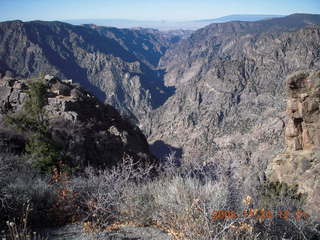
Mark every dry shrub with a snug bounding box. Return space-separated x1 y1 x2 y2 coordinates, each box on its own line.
70 155 153 229
0 154 56 228
47 166 81 226
69 153 320 240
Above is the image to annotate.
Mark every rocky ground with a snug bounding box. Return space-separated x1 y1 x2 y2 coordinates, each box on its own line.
43 224 172 240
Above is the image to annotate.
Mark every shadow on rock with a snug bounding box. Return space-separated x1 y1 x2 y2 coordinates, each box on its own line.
149 140 183 165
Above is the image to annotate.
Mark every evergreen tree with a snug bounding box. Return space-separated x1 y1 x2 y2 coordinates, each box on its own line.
5 76 60 173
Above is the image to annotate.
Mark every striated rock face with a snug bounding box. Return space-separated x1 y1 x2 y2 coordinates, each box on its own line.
0 20 179 124
159 14 320 88
0 75 155 168
147 25 320 164
267 71 320 220
142 15 320 192
285 72 320 151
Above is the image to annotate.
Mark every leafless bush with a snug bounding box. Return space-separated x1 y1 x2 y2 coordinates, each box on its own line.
69 151 320 239
149 175 230 239
2 169 55 220
73 151 246 239
251 180 320 240
70 155 154 228
118 161 268 240
0 154 18 208
0 153 56 229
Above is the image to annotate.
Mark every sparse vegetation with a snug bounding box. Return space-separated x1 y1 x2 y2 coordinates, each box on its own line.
0 148 319 239
1 201 48 240
64 154 319 240
4 76 60 173
25 133 59 173
5 77 48 133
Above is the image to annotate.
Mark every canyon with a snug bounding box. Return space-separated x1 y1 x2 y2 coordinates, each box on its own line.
0 13 320 218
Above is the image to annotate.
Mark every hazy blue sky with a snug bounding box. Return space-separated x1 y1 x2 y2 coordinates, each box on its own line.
1 0 319 21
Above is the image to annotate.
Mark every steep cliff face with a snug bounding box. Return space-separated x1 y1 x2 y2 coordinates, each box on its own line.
0 20 177 123
267 71 320 219
146 17 320 187
160 14 320 87
0 74 154 168
149 26 320 151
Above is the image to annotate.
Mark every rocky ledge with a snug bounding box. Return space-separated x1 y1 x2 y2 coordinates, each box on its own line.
0 74 155 168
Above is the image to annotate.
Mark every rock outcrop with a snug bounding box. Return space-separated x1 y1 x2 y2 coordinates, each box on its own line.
267 71 320 220
0 74 155 168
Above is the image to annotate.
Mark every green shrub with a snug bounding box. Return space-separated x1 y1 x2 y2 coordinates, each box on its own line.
25 133 60 173
259 181 307 210
5 77 48 133
24 79 48 124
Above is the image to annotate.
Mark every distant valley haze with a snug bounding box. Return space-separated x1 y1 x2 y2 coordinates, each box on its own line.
64 15 284 30
1 0 319 30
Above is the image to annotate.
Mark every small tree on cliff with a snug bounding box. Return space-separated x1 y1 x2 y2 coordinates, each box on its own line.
5 76 60 173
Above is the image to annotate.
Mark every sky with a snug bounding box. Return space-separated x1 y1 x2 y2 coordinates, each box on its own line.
1 0 319 22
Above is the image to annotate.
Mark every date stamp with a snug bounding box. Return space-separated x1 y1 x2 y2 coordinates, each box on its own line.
211 209 310 221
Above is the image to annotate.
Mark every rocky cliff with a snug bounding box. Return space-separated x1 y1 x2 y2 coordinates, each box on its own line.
267 71 320 220
0 74 154 168
145 16 320 189
0 20 178 124
159 14 320 87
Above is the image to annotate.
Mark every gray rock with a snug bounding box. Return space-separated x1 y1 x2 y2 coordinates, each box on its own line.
0 20 182 123
45 74 55 81
5 70 14 78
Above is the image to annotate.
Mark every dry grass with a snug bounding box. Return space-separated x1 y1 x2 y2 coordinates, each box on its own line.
1 152 319 240
1 201 48 240
70 153 320 240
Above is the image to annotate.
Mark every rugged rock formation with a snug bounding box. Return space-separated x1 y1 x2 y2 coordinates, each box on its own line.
159 14 320 87
0 14 320 186
145 15 320 179
0 20 178 123
267 71 320 220
140 17 320 197
0 74 154 168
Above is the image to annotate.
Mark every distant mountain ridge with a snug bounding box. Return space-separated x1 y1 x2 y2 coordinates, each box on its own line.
196 14 283 23
65 14 284 30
